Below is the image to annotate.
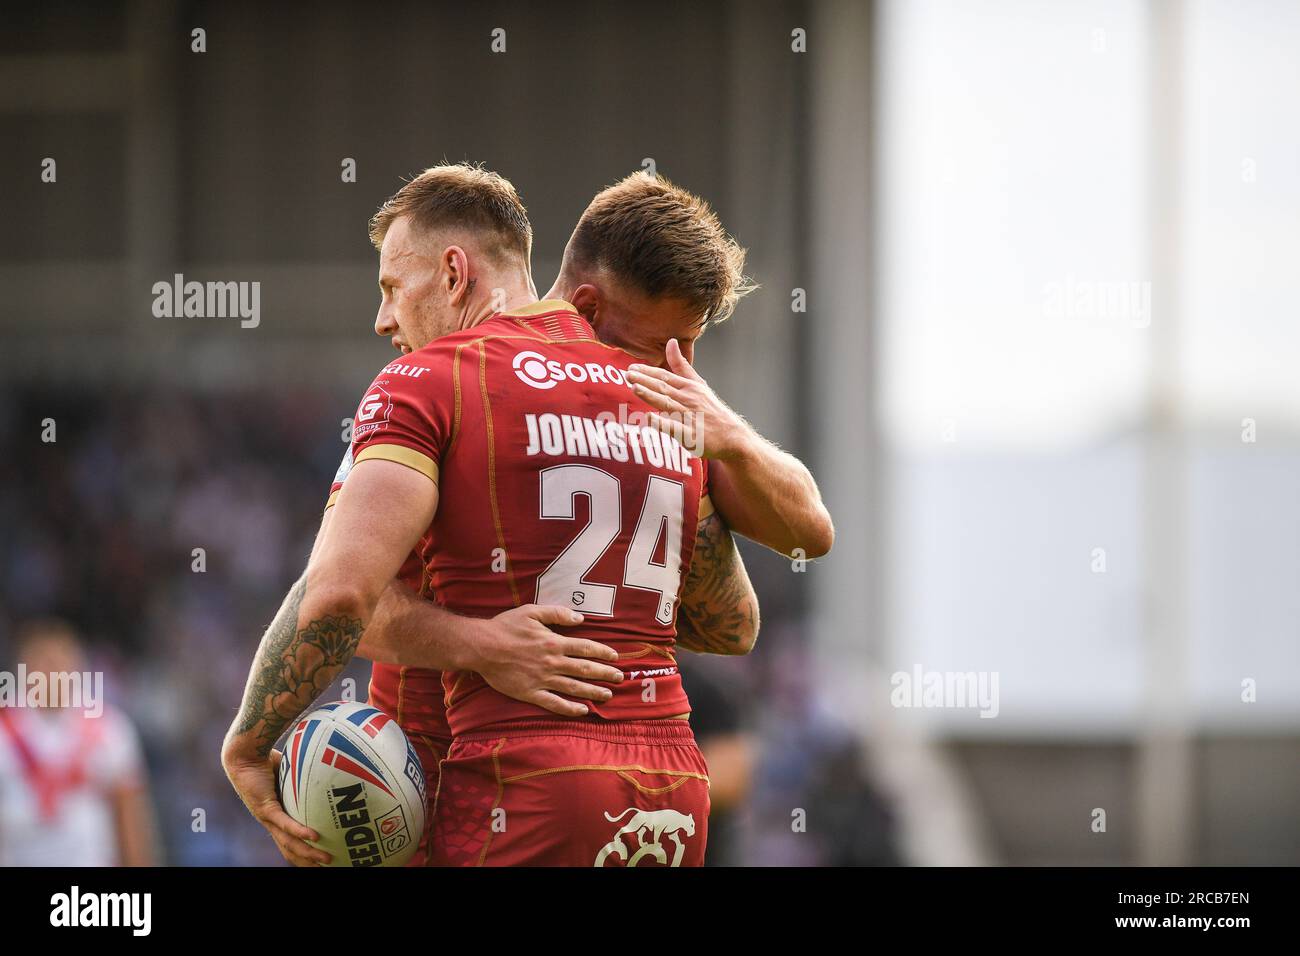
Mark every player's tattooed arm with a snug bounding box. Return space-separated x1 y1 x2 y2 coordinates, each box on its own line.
229 576 365 756
221 573 342 867
225 458 432 765
675 512 760 656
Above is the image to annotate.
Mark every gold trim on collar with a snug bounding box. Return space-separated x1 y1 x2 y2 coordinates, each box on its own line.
500 298 577 317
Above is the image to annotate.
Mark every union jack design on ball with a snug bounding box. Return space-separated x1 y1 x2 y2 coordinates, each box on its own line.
284 705 399 805
287 717 323 805
345 706 393 739
320 729 395 797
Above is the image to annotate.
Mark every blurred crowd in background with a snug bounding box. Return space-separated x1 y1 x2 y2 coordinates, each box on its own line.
0 388 897 866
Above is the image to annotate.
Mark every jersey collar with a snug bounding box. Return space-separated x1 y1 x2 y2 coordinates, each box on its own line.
500 299 579 318
500 299 596 341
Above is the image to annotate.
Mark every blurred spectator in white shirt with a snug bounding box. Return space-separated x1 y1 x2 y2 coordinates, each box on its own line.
0 619 158 866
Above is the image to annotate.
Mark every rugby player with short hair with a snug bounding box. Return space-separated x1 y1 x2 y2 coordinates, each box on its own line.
222 165 833 866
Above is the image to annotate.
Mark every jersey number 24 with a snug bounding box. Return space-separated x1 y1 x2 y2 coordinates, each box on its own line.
535 464 685 626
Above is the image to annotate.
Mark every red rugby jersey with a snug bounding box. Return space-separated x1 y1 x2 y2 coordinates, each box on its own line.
343 300 710 735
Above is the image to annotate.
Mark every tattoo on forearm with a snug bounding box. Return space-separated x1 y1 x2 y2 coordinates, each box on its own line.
675 513 760 655
233 577 364 754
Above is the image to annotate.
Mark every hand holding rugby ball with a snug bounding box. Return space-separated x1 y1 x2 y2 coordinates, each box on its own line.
277 702 426 867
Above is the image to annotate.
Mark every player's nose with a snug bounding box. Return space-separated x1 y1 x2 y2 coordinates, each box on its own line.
374 305 396 337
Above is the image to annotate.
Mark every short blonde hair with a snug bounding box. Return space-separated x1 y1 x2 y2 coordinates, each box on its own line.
369 163 532 263
564 172 754 324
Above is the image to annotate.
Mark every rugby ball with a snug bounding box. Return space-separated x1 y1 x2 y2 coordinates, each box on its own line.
278 701 426 867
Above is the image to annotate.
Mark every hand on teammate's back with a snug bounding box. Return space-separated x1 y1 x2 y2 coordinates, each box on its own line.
471 605 624 718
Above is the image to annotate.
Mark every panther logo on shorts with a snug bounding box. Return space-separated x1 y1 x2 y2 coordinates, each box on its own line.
594 808 696 867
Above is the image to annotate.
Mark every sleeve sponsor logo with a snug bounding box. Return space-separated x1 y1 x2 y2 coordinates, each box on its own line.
353 385 392 443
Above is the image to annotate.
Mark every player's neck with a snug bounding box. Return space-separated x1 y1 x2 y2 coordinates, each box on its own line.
458 280 536 331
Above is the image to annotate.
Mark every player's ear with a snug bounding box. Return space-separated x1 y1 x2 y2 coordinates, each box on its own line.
569 283 600 326
443 246 470 302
